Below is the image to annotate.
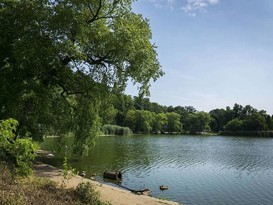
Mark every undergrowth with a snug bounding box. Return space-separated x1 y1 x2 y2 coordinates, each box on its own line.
0 162 109 205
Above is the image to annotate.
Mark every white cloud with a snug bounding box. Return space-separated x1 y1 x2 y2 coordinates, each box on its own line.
148 0 220 15
182 0 220 16
208 0 219 5
148 0 175 9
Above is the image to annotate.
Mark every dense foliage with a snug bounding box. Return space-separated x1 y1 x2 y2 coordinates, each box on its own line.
0 0 162 152
209 104 273 133
102 124 132 136
1 0 272 151
104 94 273 135
0 118 38 176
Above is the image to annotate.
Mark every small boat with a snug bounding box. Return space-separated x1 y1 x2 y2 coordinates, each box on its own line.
160 185 168 190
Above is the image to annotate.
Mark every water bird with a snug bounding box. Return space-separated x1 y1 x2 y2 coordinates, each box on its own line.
46 153 54 157
79 171 86 177
160 185 168 190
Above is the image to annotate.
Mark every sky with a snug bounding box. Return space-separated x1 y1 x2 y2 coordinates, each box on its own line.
125 0 273 115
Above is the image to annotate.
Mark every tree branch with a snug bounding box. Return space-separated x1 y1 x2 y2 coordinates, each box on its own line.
60 89 77 110
58 82 89 111
86 0 103 24
58 82 86 96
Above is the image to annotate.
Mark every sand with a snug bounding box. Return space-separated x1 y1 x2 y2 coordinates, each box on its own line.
33 162 181 205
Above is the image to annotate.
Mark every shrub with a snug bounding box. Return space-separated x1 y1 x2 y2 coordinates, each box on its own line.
0 162 71 204
102 125 132 136
0 162 108 205
62 157 77 187
0 118 39 176
74 182 106 205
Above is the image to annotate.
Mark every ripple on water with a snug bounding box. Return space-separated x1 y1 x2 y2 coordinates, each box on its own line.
41 135 273 205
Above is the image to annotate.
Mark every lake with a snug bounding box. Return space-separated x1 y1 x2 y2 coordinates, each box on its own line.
40 135 273 205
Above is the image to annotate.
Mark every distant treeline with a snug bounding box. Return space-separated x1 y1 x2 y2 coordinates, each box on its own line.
101 94 273 136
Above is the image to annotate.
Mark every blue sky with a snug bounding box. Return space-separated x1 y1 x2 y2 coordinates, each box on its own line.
125 0 273 114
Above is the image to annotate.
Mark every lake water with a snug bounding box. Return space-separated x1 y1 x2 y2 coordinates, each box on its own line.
40 135 273 205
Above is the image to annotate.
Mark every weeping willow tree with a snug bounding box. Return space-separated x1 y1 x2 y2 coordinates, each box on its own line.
0 0 163 154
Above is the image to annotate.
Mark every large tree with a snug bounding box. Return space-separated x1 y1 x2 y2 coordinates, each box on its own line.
0 0 162 153
166 112 181 133
187 112 211 134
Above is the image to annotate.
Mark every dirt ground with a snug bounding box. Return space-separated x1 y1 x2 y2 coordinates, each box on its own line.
33 162 181 205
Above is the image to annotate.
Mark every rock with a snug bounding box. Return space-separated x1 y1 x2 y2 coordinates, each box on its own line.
103 171 122 180
141 189 151 196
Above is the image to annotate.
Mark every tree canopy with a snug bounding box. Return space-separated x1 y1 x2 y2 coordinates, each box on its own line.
0 0 163 153
109 95 273 136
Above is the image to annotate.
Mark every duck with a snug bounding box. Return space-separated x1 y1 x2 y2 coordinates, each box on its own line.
79 171 86 177
159 185 168 190
46 153 54 157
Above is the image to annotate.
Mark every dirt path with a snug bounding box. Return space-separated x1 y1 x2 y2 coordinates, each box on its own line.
33 162 181 205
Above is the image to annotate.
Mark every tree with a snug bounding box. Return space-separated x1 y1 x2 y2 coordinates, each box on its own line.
243 113 267 131
233 103 244 119
188 112 211 134
114 94 134 125
166 112 181 133
124 109 137 132
184 106 197 113
225 118 243 131
153 113 167 134
241 105 257 118
100 105 117 125
134 110 154 134
124 109 156 134
266 115 273 130
209 108 226 132
0 0 162 152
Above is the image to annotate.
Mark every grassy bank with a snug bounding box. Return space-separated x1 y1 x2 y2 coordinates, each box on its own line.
0 162 107 205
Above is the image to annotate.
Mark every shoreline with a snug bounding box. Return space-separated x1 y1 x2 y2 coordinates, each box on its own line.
33 162 181 205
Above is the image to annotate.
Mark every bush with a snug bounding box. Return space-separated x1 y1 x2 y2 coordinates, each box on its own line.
102 125 132 136
74 182 106 205
0 162 64 204
0 118 39 176
0 162 108 205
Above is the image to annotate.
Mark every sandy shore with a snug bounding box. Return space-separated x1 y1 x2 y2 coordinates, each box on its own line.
33 162 181 205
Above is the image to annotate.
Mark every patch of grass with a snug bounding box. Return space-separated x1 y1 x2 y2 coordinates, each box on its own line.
0 162 109 205
157 196 170 201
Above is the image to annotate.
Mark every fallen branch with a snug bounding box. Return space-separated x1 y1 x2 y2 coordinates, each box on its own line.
118 184 151 196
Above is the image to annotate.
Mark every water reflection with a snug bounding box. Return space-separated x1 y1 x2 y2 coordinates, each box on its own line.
40 135 273 205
